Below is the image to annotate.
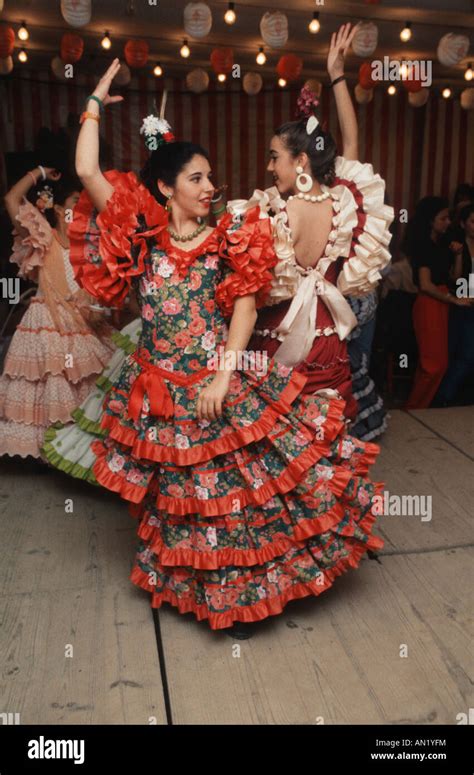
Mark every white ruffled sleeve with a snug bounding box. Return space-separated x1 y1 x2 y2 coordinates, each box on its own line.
330 156 394 297
10 199 52 280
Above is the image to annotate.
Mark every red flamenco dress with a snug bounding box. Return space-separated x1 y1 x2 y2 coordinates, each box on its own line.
69 170 385 630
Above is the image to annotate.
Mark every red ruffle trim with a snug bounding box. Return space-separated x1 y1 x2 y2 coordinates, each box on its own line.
69 169 168 308
128 503 384 630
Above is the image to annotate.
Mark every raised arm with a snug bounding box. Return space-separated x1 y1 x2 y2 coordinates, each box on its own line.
4 166 60 232
327 23 359 161
76 58 124 212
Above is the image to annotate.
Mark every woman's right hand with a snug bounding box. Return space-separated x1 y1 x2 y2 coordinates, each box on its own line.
43 167 62 182
91 58 124 107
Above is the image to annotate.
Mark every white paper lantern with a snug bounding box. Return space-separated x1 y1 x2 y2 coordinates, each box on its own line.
260 12 288 49
304 78 322 97
243 72 263 96
184 2 212 39
408 89 429 107
186 68 209 93
114 62 131 86
0 1 4 12
352 22 378 58
460 88 474 110
354 83 373 104
0 56 13 74
51 56 69 81
437 33 470 67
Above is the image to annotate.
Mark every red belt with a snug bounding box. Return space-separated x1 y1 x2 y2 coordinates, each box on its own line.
127 350 213 422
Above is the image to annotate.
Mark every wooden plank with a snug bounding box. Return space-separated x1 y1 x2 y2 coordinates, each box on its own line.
370 410 472 553
159 548 473 725
408 407 474 459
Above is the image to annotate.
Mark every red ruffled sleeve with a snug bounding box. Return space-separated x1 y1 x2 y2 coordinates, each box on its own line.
69 169 168 308
214 205 278 318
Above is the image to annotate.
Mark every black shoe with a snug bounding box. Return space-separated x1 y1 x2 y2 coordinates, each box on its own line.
224 621 254 640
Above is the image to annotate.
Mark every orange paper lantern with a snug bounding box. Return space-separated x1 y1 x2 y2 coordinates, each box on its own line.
124 39 149 68
0 26 15 59
60 33 84 63
402 77 423 93
277 54 303 82
210 47 233 75
358 62 378 90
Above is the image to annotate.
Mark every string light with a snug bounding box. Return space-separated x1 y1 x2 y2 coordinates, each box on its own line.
278 78 287 87
256 46 266 65
101 31 112 50
309 12 320 34
400 22 412 42
224 2 236 25
387 85 396 95
465 62 473 81
153 62 163 77
442 87 452 99
217 73 226 82
180 38 190 58
18 21 29 41
399 62 409 79
18 47 28 63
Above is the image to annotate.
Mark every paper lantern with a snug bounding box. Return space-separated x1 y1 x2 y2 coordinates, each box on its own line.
0 56 13 74
0 26 15 58
0 1 4 11
354 84 373 104
402 75 422 93
60 33 84 63
277 54 303 82
184 2 212 39
352 22 378 58
460 88 474 110
124 39 149 68
186 68 209 93
359 61 378 90
408 89 429 107
61 0 91 28
304 78 322 97
260 11 288 49
243 72 263 96
114 62 131 86
51 56 69 81
437 33 470 67
210 47 233 75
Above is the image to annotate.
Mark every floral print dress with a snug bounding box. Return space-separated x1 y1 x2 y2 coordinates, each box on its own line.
68 169 385 631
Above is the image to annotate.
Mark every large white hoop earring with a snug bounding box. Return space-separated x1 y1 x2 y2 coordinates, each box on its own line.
295 165 313 193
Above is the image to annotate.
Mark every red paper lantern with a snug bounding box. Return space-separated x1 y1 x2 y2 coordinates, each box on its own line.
0 26 15 59
210 47 234 75
277 54 303 82
402 70 423 93
124 39 149 68
358 62 378 90
60 33 84 64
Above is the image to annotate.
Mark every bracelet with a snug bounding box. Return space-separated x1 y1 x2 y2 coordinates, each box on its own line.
80 111 101 125
86 94 104 112
37 165 46 180
27 170 38 186
212 204 226 216
330 75 346 88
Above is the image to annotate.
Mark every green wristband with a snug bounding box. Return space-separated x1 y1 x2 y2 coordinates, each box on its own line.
86 94 104 112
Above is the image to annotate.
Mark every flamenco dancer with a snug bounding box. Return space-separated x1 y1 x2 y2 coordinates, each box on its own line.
64 57 386 637
247 24 394 428
0 167 116 459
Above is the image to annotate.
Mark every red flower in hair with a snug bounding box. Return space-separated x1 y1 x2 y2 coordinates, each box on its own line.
296 86 320 119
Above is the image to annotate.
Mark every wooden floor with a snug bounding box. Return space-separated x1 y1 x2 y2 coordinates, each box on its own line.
0 408 472 725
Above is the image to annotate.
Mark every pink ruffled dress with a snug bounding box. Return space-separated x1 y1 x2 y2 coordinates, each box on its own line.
0 200 116 458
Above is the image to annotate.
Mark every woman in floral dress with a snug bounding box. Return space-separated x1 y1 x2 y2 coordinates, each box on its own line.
63 59 386 635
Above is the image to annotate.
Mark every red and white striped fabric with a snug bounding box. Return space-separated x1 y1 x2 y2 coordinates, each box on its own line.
1 72 472 219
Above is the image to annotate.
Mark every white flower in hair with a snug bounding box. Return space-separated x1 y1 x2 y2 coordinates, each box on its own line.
140 115 172 137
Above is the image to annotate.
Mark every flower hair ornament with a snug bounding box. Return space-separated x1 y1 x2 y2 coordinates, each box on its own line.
140 89 176 151
296 85 320 135
35 184 54 212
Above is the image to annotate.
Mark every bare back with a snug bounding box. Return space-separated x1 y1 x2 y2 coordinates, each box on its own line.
285 197 334 270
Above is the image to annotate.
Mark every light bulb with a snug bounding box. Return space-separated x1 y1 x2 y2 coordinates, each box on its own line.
399 62 409 79
154 63 163 77
309 12 320 34
387 85 396 95
465 63 473 81
18 47 28 63
442 87 452 99
278 78 287 88
18 22 29 42
217 73 226 82
180 39 190 58
101 31 111 50
224 2 236 25
256 47 266 66
400 22 412 43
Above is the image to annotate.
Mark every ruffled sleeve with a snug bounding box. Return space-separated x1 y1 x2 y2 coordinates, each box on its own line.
214 203 278 318
329 156 395 297
69 169 168 308
10 199 52 280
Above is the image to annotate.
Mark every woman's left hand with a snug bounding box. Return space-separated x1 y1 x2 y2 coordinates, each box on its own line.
197 371 232 421
327 22 359 81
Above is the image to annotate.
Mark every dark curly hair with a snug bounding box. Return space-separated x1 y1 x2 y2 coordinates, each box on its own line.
274 117 337 187
140 141 211 205
33 175 81 228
